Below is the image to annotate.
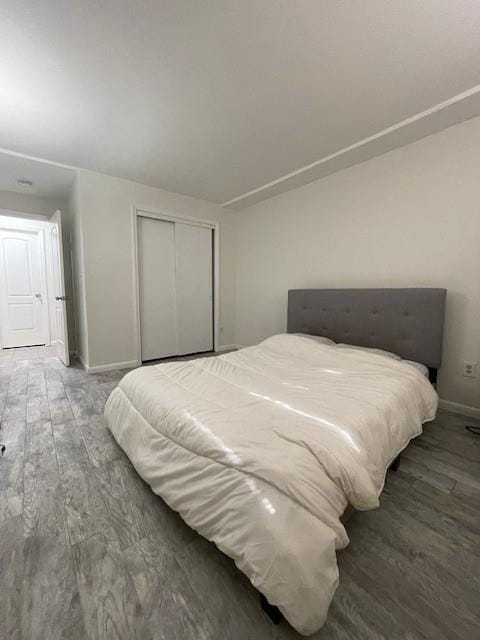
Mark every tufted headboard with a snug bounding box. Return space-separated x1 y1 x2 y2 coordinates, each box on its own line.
287 288 446 370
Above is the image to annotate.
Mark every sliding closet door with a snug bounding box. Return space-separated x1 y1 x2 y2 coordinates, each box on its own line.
138 217 177 361
175 223 213 355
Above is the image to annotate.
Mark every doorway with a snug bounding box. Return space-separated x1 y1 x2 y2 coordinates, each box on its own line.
0 211 70 365
0 225 48 348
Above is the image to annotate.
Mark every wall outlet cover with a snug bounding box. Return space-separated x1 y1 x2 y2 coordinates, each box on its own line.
463 361 477 378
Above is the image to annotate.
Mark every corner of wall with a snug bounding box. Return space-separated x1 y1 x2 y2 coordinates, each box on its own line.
68 172 90 368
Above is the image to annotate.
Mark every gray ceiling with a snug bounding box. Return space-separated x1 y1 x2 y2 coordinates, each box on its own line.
2 1 480 207
0 152 74 199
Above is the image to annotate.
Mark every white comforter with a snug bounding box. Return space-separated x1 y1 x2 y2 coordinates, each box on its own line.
104 334 437 635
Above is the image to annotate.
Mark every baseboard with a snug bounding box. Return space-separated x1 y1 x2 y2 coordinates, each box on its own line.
439 398 480 420
85 359 141 374
76 353 87 370
215 344 237 352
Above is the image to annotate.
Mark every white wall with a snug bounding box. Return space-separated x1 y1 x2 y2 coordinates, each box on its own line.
236 115 480 410
68 176 87 362
0 191 76 352
0 190 65 218
74 169 236 369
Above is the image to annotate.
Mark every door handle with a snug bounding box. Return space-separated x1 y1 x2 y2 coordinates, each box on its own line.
55 296 70 301
34 292 42 298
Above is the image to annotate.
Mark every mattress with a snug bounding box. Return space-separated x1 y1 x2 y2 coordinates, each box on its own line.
104 333 437 635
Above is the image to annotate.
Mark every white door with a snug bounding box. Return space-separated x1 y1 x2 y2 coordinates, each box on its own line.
175 223 213 355
49 210 70 365
0 228 46 348
138 217 177 361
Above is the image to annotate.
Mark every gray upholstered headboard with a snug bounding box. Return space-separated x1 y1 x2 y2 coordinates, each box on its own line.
287 288 446 369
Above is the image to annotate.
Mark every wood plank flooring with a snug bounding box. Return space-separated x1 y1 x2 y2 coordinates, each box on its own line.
0 346 479 639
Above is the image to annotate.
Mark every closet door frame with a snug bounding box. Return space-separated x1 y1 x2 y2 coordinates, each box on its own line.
131 205 219 365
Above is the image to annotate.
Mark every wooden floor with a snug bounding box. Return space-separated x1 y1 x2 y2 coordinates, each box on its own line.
0 347 479 640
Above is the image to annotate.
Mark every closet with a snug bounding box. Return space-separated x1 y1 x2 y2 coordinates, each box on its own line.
137 215 213 361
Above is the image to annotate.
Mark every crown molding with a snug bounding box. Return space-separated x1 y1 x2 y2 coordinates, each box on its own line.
222 84 480 210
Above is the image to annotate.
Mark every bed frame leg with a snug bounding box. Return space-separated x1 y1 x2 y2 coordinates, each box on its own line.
260 594 283 624
389 454 401 472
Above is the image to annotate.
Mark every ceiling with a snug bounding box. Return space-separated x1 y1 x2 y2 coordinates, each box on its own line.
0 151 75 199
2 1 480 209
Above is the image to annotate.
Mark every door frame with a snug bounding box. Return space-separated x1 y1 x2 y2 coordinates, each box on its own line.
131 205 220 364
0 216 51 349
49 210 70 366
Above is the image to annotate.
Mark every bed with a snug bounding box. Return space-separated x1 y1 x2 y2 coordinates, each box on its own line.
104 287 446 636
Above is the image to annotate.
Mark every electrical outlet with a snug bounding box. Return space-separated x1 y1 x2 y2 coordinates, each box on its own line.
463 361 477 378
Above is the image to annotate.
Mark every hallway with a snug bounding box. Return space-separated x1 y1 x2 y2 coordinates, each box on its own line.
0 345 59 363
